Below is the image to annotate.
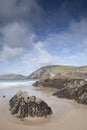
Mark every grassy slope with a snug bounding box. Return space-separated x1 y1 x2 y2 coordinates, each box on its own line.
50 65 75 74
0 74 26 80
28 65 87 79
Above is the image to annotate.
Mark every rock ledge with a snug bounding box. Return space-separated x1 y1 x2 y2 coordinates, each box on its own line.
33 78 87 105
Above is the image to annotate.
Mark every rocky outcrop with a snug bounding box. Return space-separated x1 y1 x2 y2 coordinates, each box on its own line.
76 84 87 104
9 91 52 119
33 78 68 89
33 78 85 89
53 83 87 104
33 78 87 105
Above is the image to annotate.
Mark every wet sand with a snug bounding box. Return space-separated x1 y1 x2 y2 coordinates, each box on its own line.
0 100 87 130
0 86 87 130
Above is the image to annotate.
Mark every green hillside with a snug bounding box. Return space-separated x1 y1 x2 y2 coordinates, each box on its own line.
0 74 26 80
28 65 87 79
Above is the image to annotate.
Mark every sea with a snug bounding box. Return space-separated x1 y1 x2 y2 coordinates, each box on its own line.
0 79 40 100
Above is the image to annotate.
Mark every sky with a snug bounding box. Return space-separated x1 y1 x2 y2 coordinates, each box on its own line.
0 0 87 75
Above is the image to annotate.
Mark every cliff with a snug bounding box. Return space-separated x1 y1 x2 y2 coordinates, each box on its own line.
28 65 87 79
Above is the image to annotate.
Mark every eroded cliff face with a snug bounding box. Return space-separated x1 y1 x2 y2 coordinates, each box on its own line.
28 67 52 79
28 65 87 79
28 65 76 79
33 78 87 105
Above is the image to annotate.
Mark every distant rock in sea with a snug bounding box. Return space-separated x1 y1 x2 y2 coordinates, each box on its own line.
9 91 52 120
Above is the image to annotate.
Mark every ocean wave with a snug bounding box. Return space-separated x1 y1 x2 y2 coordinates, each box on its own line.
0 80 35 89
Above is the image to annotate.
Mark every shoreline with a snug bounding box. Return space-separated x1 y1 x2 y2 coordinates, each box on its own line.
0 86 87 130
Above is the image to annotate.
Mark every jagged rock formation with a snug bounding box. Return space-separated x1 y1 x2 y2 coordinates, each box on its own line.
33 78 87 105
33 78 85 89
53 83 87 104
9 91 52 119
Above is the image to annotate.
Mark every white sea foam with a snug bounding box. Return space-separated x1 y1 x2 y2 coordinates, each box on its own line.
0 80 35 89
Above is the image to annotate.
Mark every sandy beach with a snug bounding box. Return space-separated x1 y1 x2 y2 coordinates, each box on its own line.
0 99 87 130
0 0 87 129
0 82 87 130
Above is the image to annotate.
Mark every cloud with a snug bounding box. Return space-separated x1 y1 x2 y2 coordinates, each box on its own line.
20 42 55 71
19 41 87 75
0 22 35 48
0 0 42 17
15 42 58 74
34 42 54 65
41 18 87 54
0 46 23 62
3 19 87 61
69 19 87 48
23 18 87 70
0 22 36 62
0 18 87 75
0 0 44 28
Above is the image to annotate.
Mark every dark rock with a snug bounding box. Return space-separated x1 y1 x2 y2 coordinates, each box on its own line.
33 78 69 89
76 84 87 104
53 79 87 105
9 91 52 119
33 78 86 89
53 83 87 105
3 95 5 98
33 78 87 105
